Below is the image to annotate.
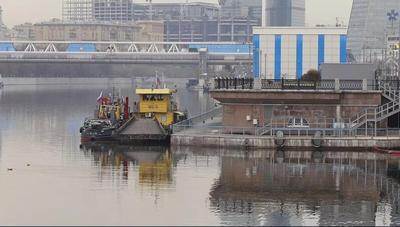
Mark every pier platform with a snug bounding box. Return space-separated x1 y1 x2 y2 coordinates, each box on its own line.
171 133 400 150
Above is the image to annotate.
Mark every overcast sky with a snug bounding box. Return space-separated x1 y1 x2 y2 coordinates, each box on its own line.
0 0 353 28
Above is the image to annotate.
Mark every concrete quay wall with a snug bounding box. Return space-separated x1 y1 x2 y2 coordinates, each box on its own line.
171 134 400 150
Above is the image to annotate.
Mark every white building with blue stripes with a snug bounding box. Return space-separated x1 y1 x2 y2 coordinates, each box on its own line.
252 27 348 80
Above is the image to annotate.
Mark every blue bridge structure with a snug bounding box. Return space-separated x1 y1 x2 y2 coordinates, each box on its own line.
0 41 253 78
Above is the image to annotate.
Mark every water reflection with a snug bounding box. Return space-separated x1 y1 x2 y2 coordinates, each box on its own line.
4 83 400 225
174 148 400 226
80 143 174 186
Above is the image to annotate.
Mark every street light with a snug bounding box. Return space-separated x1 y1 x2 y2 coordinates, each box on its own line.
264 53 267 79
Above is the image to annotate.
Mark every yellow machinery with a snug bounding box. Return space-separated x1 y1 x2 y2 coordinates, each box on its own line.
136 88 183 127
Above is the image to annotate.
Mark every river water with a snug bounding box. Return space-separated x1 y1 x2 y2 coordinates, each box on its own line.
1 81 400 225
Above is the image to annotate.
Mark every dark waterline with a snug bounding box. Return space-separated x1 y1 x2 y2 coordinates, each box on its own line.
0 82 400 225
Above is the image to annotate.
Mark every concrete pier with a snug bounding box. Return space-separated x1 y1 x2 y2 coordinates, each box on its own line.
171 133 400 150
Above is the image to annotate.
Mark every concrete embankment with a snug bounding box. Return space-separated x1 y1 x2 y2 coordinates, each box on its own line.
171 134 400 150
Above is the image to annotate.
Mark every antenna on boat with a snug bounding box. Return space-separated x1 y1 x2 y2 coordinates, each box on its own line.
155 70 162 89
162 72 166 88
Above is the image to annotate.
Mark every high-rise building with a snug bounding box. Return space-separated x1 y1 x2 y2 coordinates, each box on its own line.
93 0 134 22
62 0 93 21
347 0 400 62
220 0 262 23
0 6 10 40
0 5 3 26
62 0 134 22
266 0 305 26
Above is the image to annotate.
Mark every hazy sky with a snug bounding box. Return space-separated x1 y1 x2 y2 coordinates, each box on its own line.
0 0 353 28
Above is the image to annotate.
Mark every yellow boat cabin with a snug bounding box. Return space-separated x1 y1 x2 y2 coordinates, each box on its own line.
135 88 186 127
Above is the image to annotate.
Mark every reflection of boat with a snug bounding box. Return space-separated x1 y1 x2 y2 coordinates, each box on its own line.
123 149 172 184
80 143 173 184
373 146 400 155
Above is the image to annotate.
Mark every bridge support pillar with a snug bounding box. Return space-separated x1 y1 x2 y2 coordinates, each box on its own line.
199 49 209 79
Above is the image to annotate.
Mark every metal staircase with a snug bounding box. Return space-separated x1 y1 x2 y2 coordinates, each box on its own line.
350 77 400 130
256 123 271 136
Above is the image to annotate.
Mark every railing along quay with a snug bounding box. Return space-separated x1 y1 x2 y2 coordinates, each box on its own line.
214 77 254 90
214 78 367 91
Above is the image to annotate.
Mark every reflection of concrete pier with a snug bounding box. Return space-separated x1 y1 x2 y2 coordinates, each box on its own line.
195 149 400 226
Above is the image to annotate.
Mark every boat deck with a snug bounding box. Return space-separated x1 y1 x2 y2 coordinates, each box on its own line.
120 118 165 135
116 118 169 145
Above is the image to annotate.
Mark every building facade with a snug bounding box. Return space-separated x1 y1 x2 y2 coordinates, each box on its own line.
93 0 134 22
62 0 93 21
164 18 257 42
11 23 36 40
133 2 219 21
33 20 163 42
347 0 400 62
0 6 10 40
266 0 305 26
220 0 262 23
63 0 135 22
253 27 348 80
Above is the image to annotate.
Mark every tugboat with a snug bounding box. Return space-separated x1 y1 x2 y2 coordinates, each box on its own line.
80 92 130 143
80 85 187 144
115 88 187 145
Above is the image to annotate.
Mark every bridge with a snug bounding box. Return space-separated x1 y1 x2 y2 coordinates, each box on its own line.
0 41 253 78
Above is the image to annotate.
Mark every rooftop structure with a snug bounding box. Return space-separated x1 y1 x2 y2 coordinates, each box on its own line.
253 27 348 80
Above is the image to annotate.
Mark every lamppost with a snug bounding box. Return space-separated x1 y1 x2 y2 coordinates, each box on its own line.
260 49 263 78
264 53 267 79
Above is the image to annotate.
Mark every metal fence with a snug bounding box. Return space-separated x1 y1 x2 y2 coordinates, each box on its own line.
214 77 254 89
213 78 369 91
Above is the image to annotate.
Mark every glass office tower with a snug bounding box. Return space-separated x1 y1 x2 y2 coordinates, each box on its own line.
266 0 305 26
347 0 400 62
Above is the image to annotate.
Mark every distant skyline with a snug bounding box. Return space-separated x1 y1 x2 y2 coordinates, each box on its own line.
0 0 353 27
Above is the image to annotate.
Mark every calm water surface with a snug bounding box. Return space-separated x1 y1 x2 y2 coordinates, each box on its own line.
1 82 400 225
